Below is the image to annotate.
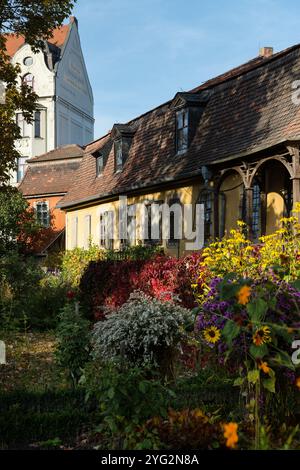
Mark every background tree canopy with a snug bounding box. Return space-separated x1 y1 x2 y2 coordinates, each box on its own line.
0 187 41 254
0 0 75 183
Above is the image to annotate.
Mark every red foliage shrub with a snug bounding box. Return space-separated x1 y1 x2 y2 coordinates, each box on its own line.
79 253 203 320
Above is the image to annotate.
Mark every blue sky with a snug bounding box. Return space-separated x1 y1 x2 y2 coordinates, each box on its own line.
73 0 300 138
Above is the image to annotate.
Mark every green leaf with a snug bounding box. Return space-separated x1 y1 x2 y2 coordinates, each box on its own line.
249 344 268 359
138 381 147 393
272 324 293 344
107 388 115 399
271 350 295 371
262 376 276 393
291 279 300 291
219 283 240 301
233 377 244 387
247 369 260 384
222 320 240 347
247 298 268 322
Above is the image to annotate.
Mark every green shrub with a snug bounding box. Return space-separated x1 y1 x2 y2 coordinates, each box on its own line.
91 291 193 375
55 302 91 386
0 253 67 330
83 362 173 449
61 245 104 288
62 244 164 289
0 252 43 330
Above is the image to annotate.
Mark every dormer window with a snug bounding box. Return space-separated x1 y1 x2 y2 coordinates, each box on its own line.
172 91 211 156
111 124 136 173
115 139 123 172
96 153 104 176
176 109 189 154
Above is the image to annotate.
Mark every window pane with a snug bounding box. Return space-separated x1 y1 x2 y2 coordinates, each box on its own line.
199 192 212 242
252 182 261 241
36 201 49 227
23 73 34 89
182 126 188 149
115 141 123 170
183 109 189 127
17 157 28 182
177 111 183 129
23 56 33 66
176 109 189 152
34 111 41 138
96 155 103 175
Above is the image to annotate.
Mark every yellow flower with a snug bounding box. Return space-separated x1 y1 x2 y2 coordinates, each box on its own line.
258 361 270 374
237 285 251 305
223 422 238 449
296 377 300 390
253 326 271 346
203 326 221 344
237 220 246 227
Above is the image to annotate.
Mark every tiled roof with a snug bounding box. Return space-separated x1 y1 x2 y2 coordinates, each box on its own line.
59 44 300 209
27 144 84 163
19 145 83 196
4 23 70 58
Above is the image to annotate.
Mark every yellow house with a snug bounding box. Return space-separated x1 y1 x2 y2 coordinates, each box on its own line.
58 45 300 256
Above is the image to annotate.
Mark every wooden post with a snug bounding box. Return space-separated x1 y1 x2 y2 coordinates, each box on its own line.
287 144 300 212
292 177 300 209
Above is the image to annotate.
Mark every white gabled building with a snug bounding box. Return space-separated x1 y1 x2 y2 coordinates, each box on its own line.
5 16 94 184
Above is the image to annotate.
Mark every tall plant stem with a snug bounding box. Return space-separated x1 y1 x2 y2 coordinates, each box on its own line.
255 371 261 450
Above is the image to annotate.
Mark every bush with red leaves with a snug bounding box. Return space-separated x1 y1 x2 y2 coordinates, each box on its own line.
79 253 203 320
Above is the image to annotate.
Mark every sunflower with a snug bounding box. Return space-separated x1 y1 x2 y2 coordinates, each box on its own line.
253 326 271 346
203 326 221 344
237 285 251 305
223 422 238 449
258 361 270 374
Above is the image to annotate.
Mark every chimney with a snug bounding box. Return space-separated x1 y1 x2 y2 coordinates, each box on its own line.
259 47 273 58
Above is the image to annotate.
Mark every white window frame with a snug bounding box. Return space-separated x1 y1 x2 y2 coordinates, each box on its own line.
35 201 50 228
99 211 114 250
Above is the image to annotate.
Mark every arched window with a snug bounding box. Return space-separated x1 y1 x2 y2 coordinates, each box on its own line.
22 73 34 89
198 191 213 243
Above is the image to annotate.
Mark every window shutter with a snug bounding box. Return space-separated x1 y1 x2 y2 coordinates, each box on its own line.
84 215 91 249
106 211 114 250
72 216 78 249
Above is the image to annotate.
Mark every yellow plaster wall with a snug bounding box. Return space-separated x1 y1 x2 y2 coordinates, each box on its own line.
219 172 242 234
265 164 286 235
65 184 201 256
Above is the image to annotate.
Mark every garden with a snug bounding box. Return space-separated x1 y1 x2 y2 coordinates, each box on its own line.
1 196 300 450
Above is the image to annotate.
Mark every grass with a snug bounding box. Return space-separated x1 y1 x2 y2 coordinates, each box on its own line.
0 330 68 392
0 330 96 449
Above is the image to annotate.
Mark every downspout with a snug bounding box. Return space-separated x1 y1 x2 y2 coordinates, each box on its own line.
54 72 57 149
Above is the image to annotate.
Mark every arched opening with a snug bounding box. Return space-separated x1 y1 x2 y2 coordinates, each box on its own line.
218 170 244 237
252 159 292 235
22 73 34 89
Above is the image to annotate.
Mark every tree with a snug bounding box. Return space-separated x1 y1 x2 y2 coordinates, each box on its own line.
0 186 41 254
0 0 75 183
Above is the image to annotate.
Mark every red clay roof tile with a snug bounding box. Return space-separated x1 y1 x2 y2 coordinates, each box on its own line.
3 23 70 58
